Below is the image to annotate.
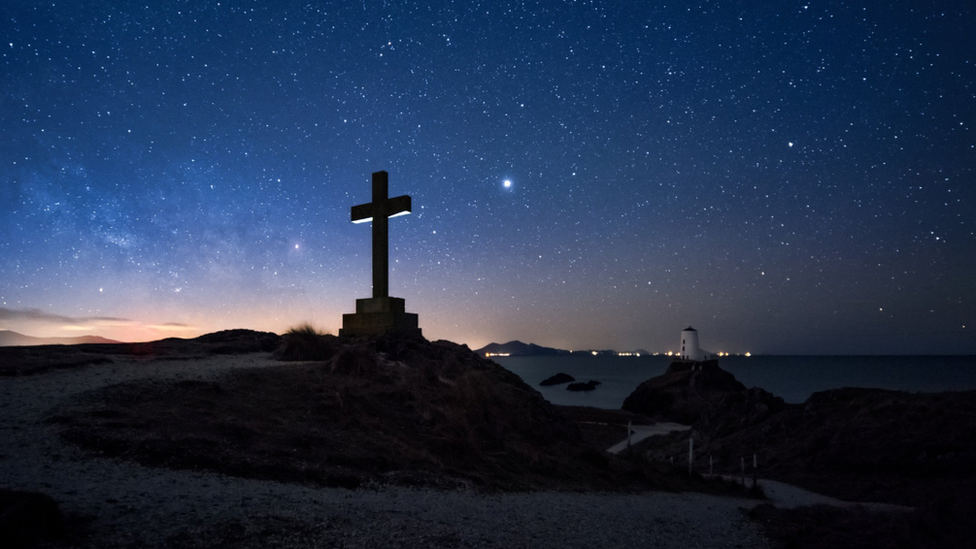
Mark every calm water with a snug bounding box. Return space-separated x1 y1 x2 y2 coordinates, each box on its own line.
493 355 976 409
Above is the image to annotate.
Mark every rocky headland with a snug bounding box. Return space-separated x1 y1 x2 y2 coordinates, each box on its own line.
8 332 971 548
1 331 767 548
622 359 786 438
34 332 733 496
623 358 976 548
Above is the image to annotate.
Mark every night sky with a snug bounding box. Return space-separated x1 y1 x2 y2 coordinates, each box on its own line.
2 1 973 354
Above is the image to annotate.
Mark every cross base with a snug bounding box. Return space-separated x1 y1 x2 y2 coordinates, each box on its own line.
339 297 423 339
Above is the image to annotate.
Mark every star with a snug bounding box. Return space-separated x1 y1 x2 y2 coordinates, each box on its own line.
0 1 971 354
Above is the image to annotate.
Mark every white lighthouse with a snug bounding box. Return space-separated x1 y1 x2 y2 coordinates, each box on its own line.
679 326 711 362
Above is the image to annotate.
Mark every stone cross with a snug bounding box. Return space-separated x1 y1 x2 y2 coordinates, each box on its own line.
350 171 411 298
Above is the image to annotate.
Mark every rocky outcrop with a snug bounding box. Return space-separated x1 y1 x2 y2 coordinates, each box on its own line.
622 360 748 423
696 386 786 438
540 373 575 386
48 336 647 491
566 380 601 392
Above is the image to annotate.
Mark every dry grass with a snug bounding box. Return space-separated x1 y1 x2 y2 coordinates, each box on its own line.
274 323 336 362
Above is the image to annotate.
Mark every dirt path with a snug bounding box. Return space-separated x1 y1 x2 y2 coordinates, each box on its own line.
606 423 691 454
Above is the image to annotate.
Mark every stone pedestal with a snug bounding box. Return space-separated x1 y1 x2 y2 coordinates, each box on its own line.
339 297 423 339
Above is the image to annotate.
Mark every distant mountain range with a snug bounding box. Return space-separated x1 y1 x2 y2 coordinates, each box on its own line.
0 330 657 357
474 340 649 357
0 330 122 347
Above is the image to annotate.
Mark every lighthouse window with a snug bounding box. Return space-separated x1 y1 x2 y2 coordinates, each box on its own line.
682 345 685 351
682 339 685 344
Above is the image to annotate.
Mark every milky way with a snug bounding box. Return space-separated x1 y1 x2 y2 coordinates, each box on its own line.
2 1 973 354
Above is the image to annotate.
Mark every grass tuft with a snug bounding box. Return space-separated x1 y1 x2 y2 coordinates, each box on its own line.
285 322 324 338
274 323 336 361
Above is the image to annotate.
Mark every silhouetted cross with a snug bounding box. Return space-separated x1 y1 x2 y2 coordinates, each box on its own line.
351 171 412 299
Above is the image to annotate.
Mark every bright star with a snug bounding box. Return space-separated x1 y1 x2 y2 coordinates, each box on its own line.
503 179 512 188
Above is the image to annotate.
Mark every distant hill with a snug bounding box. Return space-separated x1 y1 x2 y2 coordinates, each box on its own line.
0 329 282 376
474 340 571 357
0 330 121 347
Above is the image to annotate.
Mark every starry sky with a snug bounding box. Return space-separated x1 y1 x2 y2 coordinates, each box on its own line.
2 1 974 354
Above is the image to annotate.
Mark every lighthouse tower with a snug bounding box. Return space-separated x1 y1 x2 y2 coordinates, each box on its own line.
680 326 707 362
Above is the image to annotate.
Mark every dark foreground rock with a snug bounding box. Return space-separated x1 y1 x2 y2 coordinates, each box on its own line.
539 372 575 386
0 489 64 549
622 360 783 428
627 366 976 549
749 500 973 549
693 388 976 506
46 335 692 492
566 380 601 392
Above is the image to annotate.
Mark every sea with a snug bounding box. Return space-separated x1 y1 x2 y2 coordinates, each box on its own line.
492 355 976 410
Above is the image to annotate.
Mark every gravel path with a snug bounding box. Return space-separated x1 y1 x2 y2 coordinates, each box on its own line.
607 423 692 454
0 354 771 548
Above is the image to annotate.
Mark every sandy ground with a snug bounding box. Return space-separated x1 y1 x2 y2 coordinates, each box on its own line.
0 353 773 548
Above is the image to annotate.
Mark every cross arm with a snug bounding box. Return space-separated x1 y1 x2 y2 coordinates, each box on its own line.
385 195 412 218
351 203 375 223
350 195 412 223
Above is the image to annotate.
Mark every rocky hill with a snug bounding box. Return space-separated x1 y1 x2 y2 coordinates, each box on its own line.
624 360 976 548
622 359 784 427
47 334 679 492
